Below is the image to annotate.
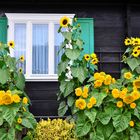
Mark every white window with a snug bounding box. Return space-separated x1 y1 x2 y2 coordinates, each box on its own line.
6 13 75 81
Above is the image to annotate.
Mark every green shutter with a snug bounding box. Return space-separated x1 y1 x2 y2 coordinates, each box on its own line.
77 18 94 54
0 17 7 43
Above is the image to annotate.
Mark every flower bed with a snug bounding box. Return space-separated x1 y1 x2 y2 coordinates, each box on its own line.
57 16 140 140
0 42 36 140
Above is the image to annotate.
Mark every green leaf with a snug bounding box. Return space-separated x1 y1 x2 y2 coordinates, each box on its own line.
84 108 97 124
92 91 107 107
67 96 75 107
65 82 74 97
62 32 72 40
112 109 131 132
97 122 114 139
60 81 74 97
130 128 140 140
22 111 37 129
0 128 7 140
7 128 15 140
0 128 15 140
15 73 25 90
76 121 91 137
134 102 140 119
135 66 140 74
15 124 23 131
125 47 132 53
22 118 33 129
0 69 9 84
65 49 81 60
58 60 69 76
109 132 123 140
0 117 3 126
98 105 115 125
6 56 17 72
1 103 20 126
58 101 68 117
76 39 84 48
92 132 104 140
87 76 94 82
71 66 88 83
126 57 140 71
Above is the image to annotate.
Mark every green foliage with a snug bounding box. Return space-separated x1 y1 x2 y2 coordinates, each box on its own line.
0 42 37 140
57 17 98 119
57 18 140 139
123 37 140 73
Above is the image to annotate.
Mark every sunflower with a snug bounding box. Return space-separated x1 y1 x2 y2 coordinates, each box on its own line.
112 78 116 84
2 93 13 105
122 55 127 61
132 38 140 46
17 117 22 124
94 72 100 80
130 102 136 109
84 54 90 61
123 95 134 104
60 16 70 27
75 98 86 110
131 90 140 100
124 38 132 46
94 80 103 88
22 97 28 104
124 72 132 79
20 55 24 62
112 88 120 98
87 102 93 109
132 50 139 57
134 46 140 53
8 41 15 48
82 87 88 98
91 53 97 58
129 121 134 127
19 68 23 73
75 87 82 96
89 97 96 105
119 89 127 99
133 79 140 89
91 57 99 65
116 101 123 108
12 94 21 103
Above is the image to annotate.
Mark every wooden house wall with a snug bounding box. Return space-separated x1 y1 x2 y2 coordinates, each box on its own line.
0 1 139 118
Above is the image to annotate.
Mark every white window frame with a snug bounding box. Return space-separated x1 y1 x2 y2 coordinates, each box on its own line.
6 13 75 81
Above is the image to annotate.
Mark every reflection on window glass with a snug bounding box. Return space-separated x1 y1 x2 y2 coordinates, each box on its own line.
32 24 48 74
54 24 65 74
14 24 26 74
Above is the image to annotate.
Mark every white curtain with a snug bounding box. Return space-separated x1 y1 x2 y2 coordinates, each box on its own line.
32 24 48 74
14 23 26 74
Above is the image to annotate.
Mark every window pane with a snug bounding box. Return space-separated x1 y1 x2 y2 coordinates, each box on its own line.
14 23 26 74
32 24 48 74
54 24 64 74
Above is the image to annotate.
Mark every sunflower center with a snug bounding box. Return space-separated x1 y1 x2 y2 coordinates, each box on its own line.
10 43 13 46
63 19 68 25
134 51 137 54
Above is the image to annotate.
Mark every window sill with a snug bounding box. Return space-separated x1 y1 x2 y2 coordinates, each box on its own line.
25 74 58 82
